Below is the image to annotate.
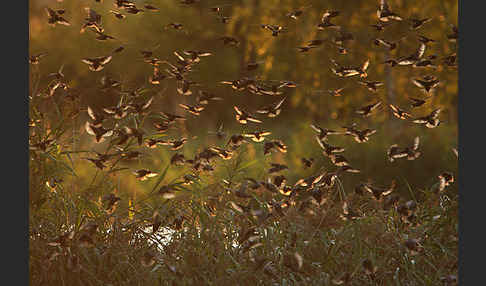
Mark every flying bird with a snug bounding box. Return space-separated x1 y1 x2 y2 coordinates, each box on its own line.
46 7 71 26
310 124 342 141
412 108 442 128
29 52 48 65
387 137 421 162
317 10 340 29
409 17 432 30
243 131 272 142
316 137 345 157
81 55 112 71
389 104 412 120
256 98 286 118
355 101 382 117
412 75 440 94
234 106 262 124
408 97 428 108
377 0 402 22
396 43 426 66
133 169 158 181
261 24 287 37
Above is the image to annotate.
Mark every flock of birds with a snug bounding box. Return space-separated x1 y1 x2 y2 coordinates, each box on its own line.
30 0 458 277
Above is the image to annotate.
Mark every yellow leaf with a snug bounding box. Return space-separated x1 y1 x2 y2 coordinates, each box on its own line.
128 199 134 221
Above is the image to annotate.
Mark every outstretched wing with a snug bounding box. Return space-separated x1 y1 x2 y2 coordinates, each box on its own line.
45 7 56 18
82 58 94 65
87 106 97 121
100 56 112 65
142 97 154 110
233 106 243 115
310 124 322 133
389 104 398 113
416 43 426 59
173 51 186 62
321 11 331 22
85 122 96 136
364 129 377 136
412 117 428 124
274 97 286 109
315 136 326 150
371 101 382 111
380 0 389 11
413 136 420 150
247 117 262 123
361 59 370 71
430 108 442 119
412 78 425 88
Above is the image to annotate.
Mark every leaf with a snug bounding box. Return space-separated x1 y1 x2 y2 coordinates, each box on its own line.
236 159 259 172
173 184 193 193
147 133 168 139
150 264 162 272
128 199 134 220
150 164 170 193
43 152 78 177
64 152 75 171
401 176 417 201
60 150 92 154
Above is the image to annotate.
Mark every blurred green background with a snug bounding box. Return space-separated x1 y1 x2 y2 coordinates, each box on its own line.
29 0 458 200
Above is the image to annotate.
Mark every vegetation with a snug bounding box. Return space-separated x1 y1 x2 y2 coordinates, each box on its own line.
29 0 457 285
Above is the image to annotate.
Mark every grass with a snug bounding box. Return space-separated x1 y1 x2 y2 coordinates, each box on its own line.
29 101 458 285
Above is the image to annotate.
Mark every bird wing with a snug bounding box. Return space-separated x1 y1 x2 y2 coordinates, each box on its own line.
315 136 326 150
247 117 262 123
361 59 370 71
85 122 96 136
413 137 420 150
412 117 428 124
87 106 97 121
430 108 442 118
45 7 57 18
233 106 243 115
142 97 154 110
82 58 94 65
364 129 377 136
389 104 398 113
321 11 331 22
274 97 286 109
416 43 426 59
412 79 425 88
101 56 112 65
371 101 382 111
